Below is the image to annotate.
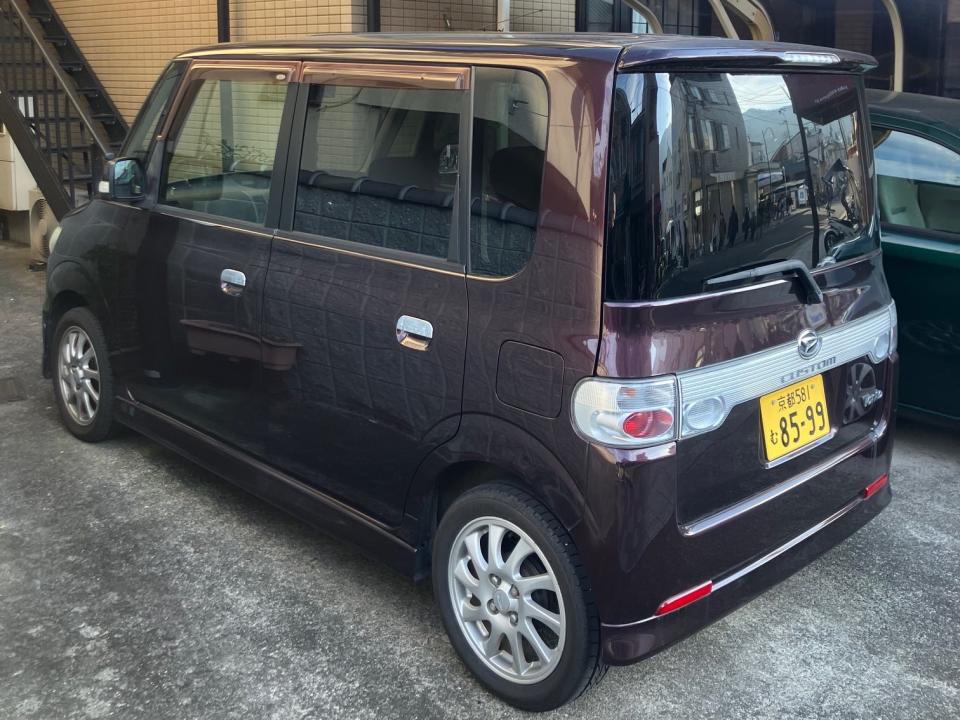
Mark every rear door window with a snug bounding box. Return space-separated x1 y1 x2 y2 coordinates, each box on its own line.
606 72 875 301
292 65 468 262
873 128 960 238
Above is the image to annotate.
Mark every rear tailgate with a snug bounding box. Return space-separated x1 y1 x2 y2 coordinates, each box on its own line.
600 66 895 548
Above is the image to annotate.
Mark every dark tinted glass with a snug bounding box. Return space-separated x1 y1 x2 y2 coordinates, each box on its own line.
606 72 875 301
470 67 548 277
122 60 186 163
160 77 287 225
873 128 960 238
293 84 461 260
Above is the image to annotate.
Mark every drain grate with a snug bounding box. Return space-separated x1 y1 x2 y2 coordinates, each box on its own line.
0 376 27 404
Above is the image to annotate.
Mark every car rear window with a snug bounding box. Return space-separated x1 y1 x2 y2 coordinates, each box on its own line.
605 72 877 301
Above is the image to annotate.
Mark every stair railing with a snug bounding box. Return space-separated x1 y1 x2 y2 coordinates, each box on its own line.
0 0 114 217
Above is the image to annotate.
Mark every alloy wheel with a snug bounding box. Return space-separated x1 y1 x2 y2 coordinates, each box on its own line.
447 516 566 684
58 326 100 426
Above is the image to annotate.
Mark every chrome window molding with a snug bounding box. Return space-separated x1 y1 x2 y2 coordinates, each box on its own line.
676 302 896 439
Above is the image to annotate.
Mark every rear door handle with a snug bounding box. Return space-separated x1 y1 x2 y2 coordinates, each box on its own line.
220 268 246 297
396 315 433 351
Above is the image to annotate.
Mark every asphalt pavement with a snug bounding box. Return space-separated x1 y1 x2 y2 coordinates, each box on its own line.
0 242 957 719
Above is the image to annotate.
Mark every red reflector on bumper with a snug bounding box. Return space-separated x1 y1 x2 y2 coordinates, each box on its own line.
863 473 889 499
654 580 713 616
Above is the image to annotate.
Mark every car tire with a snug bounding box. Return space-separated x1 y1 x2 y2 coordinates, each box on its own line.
51 307 116 442
433 483 607 711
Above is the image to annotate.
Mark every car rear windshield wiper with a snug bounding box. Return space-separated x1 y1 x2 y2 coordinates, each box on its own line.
704 259 824 305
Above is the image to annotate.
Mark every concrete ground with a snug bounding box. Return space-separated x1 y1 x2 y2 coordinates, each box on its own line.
0 240 957 720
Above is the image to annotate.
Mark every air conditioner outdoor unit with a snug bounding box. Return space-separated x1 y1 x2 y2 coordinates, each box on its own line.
28 186 55 261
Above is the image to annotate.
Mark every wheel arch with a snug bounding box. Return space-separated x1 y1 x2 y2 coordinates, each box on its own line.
43 261 110 378
405 413 594 577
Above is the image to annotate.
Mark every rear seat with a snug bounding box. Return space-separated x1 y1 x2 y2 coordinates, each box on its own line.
295 170 455 258
293 152 540 275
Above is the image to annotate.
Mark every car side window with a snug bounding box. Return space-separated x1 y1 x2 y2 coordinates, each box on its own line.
873 127 960 238
121 60 186 164
293 81 462 260
470 67 548 277
160 75 287 225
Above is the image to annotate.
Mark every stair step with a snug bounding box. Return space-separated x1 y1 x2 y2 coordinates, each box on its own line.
60 62 83 72
91 113 118 124
42 143 97 152
29 11 53 22
44 35 67 47
75 87 101 97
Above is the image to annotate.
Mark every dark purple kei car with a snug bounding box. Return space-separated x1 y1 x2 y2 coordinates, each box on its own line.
42 33 897 710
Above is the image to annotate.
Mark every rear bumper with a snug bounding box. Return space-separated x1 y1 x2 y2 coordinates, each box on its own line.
600 481 891 664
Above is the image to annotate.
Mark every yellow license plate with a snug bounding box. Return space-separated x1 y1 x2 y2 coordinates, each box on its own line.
760 375 831 462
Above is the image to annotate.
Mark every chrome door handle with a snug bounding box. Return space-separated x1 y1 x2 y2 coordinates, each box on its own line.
220 268 246 297
396 315 433 351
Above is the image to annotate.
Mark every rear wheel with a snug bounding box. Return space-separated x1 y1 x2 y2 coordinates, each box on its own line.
52 307 115 442
433 484 606 711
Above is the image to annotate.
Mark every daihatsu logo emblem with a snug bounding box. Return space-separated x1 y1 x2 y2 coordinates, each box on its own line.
797 329 822 360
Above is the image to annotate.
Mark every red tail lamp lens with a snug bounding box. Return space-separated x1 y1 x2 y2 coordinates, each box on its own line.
863 473 889 499
654 581 713 616
622 409 674 439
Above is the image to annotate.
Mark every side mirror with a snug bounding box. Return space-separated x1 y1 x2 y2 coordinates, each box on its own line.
108 157 145 201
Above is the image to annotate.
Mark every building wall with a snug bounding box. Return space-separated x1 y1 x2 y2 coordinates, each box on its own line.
50 0 366 123
49 0 218 122
378 0 574 32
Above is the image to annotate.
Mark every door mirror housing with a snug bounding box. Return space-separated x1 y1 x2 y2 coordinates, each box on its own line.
108 157 145 201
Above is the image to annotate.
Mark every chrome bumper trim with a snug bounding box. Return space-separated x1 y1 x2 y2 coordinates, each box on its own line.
603 488 872 630
680 418 887 537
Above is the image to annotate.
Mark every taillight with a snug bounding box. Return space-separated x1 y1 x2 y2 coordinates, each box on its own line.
869 303 898 362
571 376 678 448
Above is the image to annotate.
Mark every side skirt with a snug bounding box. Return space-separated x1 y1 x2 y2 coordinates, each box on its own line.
115 396 420 577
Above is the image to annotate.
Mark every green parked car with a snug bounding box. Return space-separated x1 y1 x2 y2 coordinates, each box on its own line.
868 89 960 427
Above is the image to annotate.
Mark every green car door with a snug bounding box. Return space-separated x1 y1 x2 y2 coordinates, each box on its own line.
872 123 960 425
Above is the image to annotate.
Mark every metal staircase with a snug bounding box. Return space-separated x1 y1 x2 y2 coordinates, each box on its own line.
0 0 127 219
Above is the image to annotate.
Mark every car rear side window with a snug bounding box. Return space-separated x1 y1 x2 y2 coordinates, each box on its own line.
470 67 548 277
606 72 875 301
160 76 287 225
873 128 960 238
293 82 462 261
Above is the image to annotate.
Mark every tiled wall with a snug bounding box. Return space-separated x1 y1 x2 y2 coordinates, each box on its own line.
50 0 574 123
379 0 574 32
50 0 366 123
49 0 218 122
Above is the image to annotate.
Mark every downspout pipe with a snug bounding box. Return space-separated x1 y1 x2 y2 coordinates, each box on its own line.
217 0 230 42
497 0 510 31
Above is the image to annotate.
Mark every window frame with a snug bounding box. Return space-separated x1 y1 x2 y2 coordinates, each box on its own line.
872 123 960 245
120 59 188 164
275 61 473 274
154 59 301 231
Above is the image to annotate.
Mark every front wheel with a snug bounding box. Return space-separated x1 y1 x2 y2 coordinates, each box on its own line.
433 484 606 711
52 307 116 442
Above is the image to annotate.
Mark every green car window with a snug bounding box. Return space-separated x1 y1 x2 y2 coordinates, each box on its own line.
873 128 960 237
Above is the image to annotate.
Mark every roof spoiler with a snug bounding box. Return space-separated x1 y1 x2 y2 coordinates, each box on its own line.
619 46 878 75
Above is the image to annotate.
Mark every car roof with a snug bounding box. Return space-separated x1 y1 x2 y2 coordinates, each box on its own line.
866 88 960 141
176 32 875 72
